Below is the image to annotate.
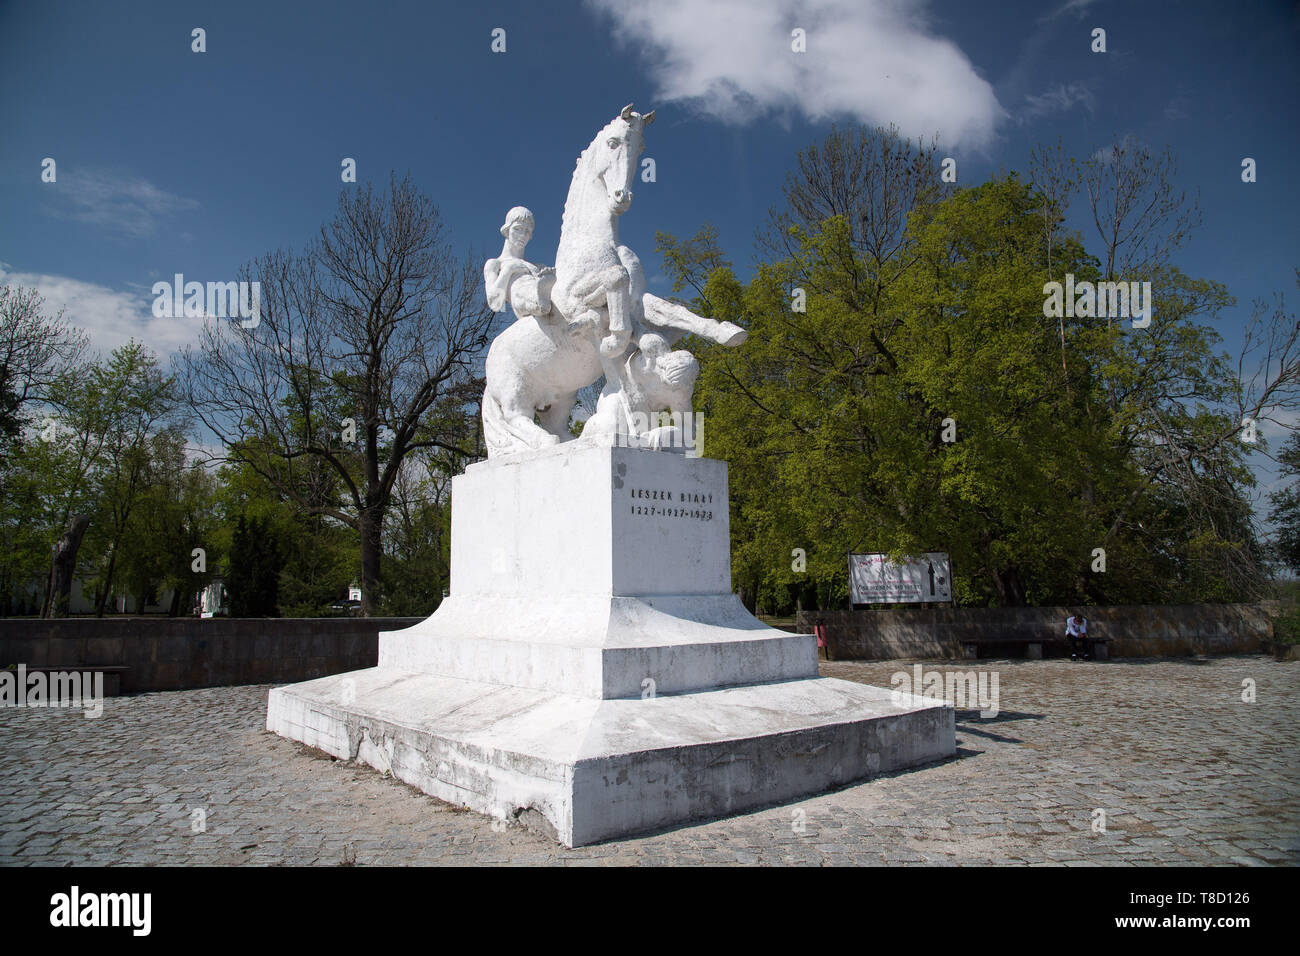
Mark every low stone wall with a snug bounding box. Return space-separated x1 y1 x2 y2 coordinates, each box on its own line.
3 605 1275 688
796 604 1274 661
0 617 423 693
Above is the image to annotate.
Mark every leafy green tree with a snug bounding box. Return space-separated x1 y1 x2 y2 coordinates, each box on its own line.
380 497 451 617
72 343 184 616
275 513 357 616
690 175 1108 609
0 443 55 613
213 456 357 617
380 456 454 617
227 514 283 617
0 341 183 616
665 126 1269 611
378 382 480 616
115 430 220 615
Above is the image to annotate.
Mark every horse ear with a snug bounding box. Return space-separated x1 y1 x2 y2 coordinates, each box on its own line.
642 110 655 126
620 103 635 121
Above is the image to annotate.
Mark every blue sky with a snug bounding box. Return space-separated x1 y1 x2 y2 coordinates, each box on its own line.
2 0 1298 492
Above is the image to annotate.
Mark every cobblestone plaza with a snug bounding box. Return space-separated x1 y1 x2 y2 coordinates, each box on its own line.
1 657 1295 866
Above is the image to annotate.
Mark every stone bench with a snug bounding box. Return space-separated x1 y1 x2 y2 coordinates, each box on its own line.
960 636 1108 661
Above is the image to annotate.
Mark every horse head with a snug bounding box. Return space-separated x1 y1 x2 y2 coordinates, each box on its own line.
587 103 656 215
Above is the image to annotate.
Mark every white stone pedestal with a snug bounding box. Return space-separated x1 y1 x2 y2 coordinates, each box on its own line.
268 445 954 846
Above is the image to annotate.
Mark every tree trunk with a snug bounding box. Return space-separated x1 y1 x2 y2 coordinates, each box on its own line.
993 565 1026 607
737 578 759 615
95 547 119 618
359 506 383 617
43 514 90 619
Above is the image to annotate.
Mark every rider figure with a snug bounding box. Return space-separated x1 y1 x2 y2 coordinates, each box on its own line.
484 206 555 318
486 207 630 366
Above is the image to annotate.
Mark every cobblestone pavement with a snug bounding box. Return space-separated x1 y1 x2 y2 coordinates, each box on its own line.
1 657 1296 866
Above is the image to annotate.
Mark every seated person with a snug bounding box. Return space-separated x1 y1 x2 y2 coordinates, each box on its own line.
1066 612 1091 660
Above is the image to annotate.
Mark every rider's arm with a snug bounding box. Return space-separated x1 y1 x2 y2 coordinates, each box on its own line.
485 259 528 313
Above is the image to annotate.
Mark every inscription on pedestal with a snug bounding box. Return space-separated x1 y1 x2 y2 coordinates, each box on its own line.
611 451 729 594
628 486 715 521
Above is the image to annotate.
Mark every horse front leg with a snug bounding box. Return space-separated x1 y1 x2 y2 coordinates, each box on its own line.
642 294 748 347
567 265 634 358
602 276 632 359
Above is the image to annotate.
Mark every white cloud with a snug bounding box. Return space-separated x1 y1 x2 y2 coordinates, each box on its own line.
44 169 199 238
1090 135 1136 164
1019 82 1096 123
585 0 1004 148
0 264 199 359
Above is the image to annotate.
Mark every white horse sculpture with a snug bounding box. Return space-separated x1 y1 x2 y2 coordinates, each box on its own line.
482 104 746 457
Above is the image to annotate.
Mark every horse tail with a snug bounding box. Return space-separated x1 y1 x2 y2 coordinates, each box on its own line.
481 391 513 457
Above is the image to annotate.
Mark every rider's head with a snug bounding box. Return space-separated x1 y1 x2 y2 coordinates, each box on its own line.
500 206 535 243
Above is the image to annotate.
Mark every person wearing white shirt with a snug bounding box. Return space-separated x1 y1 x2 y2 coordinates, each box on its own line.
1066 612 1090 660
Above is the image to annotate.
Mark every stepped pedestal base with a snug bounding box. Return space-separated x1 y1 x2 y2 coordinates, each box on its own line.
267 668 954 846
267 445 956 845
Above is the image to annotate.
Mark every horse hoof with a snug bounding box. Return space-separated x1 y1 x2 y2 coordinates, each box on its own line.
716 322 748 347
599 334 628 358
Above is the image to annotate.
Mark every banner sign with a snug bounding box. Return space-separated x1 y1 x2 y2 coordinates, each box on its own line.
849 552 951 604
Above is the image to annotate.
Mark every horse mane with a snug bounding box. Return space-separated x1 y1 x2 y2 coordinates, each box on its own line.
559 117 634 245
558 145 593 244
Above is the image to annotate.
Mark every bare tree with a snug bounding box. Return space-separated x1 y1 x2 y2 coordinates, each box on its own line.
1238 273 1300 452
1028 138 1080 392
1073 138 1293 595
183 174 493 615
1081 136 1201 288
1088 273 1300 599
761 123 952 269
